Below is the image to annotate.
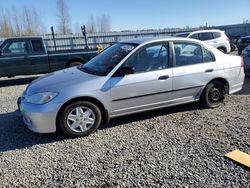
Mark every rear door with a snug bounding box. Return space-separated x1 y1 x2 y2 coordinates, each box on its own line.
0 39 32 77
27 39 50 74
110 42 173 116
172 41 217 102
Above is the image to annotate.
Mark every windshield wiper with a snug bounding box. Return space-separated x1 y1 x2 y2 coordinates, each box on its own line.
78 66 95 75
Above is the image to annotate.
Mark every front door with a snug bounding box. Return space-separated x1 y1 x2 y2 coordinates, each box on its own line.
110 42 173 117
0 39 32 77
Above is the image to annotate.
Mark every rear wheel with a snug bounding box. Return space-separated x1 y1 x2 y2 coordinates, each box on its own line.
68 61 83 67
218 47 226 53
201 81 226 108
59 101 102 137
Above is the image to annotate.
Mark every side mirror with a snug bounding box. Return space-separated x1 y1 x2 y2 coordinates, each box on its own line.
113 66 134 77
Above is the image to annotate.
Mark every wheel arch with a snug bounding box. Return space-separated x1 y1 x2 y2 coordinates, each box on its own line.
65 58 86 68
217 46 227 53
56 96 109 131
204 77 230 94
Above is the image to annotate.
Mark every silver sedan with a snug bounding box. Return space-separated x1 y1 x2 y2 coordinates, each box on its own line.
18 37 245 137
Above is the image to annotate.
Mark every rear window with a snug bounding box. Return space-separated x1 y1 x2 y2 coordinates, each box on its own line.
31 40 44 52
213 32 221 39
199 33 214 41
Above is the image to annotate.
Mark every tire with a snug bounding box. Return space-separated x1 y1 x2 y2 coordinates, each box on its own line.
58 101 102 137
218 47 226 53
201 81 226 108
68 61 83 67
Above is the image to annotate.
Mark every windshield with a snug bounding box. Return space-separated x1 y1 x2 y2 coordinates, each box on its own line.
79 43 137 76
176 33 190 38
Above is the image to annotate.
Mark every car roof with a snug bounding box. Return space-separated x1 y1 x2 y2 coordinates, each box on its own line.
189 29 223 35
240 36 250 39
119 37 194 45
4 36 43 40
176 32 191 36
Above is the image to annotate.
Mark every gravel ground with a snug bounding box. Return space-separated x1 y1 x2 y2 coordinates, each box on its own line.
0 75 249 187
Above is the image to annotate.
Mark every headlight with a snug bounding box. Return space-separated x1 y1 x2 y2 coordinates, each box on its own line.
25 92 58 104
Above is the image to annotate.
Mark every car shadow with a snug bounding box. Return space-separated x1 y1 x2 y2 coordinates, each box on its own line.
0 103 202 153
0 110 66 153
0 76 39 87
101 102 202 130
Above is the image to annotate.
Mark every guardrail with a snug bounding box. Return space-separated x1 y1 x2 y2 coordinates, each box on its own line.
1 23 250 50
43 23 250 50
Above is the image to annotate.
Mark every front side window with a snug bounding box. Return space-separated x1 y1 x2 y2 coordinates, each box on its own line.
176 33 190 38
80 43 137 76
3 41 27 55
174 42 202 67
123 43 169 73
189 34 199 40
199 33 214 41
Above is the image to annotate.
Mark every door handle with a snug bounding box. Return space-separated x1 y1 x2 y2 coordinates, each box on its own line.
205 69 214 73
158 75 169 80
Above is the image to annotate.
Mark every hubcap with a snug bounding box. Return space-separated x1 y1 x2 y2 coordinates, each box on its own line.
67 106 95 133
209 87 221 103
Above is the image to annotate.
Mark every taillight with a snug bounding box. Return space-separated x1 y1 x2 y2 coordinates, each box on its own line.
241 57 245 68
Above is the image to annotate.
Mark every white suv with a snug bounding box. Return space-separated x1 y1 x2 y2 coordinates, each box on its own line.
176 29 231 53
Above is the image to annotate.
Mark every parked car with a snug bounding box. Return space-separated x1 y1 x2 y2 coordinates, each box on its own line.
176 29 231 53
242 45 250 75
175 32 191 38
18 37 245 137
237 36 250 55
0 37 97 78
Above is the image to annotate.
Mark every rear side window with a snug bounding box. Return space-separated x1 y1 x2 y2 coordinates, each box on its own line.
174 42 202 67
213 32 221 39
203 47 215 62
199 33 214 41
31 40 44 52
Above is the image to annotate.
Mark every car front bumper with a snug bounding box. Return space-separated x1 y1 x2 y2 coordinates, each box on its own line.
17 97 62 133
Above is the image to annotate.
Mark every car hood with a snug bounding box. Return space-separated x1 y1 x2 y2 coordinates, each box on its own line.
25 67 100 95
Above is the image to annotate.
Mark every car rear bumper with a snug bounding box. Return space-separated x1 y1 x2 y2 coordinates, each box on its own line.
18 97 62 133
228 68 245 94
243 56 250 76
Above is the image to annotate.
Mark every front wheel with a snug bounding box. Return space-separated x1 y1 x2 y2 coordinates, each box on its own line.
201 81 226 108
59 101 102 137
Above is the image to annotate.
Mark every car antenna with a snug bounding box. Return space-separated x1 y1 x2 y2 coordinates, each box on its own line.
51 26 57 51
